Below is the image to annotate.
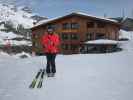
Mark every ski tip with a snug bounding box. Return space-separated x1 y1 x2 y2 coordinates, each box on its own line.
29 84 35 89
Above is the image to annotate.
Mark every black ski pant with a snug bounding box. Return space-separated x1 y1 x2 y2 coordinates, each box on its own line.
46 53 56 74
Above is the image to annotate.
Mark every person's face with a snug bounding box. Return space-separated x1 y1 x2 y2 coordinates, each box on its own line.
48 31 53 34
47 28 53 34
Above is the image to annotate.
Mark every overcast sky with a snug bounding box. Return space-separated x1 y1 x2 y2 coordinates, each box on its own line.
0 0 133 18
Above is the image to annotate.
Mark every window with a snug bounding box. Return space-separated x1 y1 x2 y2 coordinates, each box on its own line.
87 22 95 28
97 22 105 28
47 24 58 30
62 23 80 29
96 33 105 39
71 34 79 40
62 44 69 50
70 44 78 50
71 23 80 29
62 23 71 29
62 33 69 40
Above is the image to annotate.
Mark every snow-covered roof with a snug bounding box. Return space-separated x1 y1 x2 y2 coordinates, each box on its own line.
32 12 119 29
34 17 59 27
74 12 117 23
85 39 118 44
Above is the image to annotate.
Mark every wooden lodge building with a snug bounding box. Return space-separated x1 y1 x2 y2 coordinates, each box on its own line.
31 12 121 55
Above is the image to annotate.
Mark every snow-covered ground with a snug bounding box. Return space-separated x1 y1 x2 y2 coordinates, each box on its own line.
0 31 133 100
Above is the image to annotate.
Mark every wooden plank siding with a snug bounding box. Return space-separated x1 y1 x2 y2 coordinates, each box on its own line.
31 15 120 54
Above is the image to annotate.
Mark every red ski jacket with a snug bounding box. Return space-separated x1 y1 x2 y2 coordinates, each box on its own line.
41 33 60 54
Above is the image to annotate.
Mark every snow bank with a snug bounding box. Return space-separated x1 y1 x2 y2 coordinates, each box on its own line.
119 30 133 40
0 51 10 57
0 39 31 46
13 51 31 58
0 31 23 39
10 40 32 46
0 31 31 46
0 51 31 59
0 24 5 30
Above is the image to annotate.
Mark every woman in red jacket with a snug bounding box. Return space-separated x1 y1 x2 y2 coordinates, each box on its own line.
41 28 60 77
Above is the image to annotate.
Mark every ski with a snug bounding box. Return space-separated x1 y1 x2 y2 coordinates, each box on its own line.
29 69 42 88
37 69 45 88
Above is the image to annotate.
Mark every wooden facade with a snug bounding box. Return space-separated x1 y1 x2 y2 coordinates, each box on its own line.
31 12 121 54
